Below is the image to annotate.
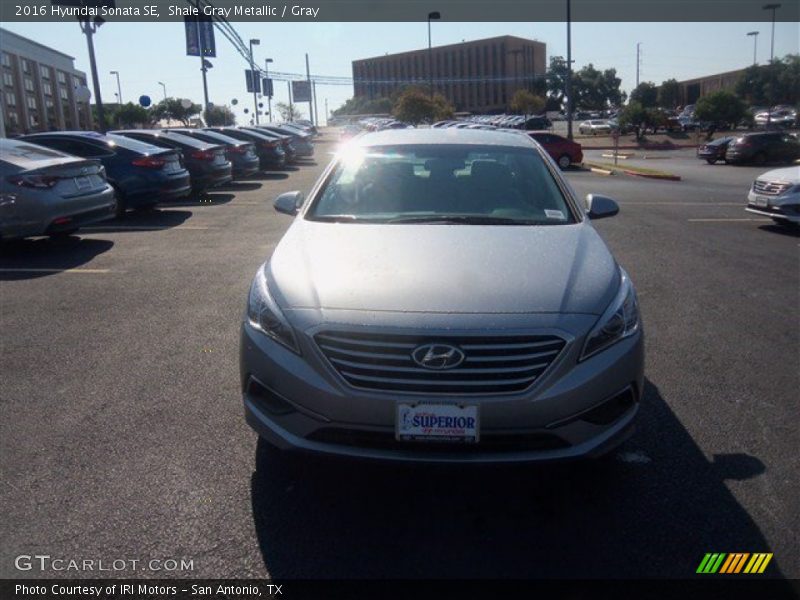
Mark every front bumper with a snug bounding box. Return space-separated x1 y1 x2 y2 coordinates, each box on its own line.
746 190 800 223
240 313 645 463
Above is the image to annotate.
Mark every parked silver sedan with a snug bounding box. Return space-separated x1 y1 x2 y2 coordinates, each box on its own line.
0 138 116 240
240 129 644 463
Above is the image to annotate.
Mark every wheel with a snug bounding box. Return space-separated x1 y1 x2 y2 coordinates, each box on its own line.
753 152 767 165
111 185 126 219
557 154 572 169
706 158 717 165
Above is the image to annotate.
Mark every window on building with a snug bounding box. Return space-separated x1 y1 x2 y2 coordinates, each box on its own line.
40 65 50 79
24 78 34 92
6 93 16 106
57 71 66 84
1 53 11 68
59 87 68 100
8 110 19 126
27 95 37 109
29 112 39 127
3 72 13 87
43 82 52 96
21 59 30 73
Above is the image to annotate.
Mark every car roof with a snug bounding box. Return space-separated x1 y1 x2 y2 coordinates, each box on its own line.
351 128 536 148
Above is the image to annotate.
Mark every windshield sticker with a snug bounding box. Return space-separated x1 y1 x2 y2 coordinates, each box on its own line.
545 209 566 220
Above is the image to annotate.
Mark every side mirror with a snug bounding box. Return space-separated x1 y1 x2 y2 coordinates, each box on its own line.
585 194 619 219
273 190 304 216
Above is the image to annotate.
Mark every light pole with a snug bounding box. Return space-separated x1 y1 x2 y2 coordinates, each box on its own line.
264 58 273 121
747 31 759 65
249 38 260 124
427 11 440 99
157 81 167 101
110 70 122 104
566 0 573 140
763 3 781 127
78 16 106 132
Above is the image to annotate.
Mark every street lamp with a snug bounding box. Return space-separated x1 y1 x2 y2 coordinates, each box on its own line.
109 70 122 104
427 11 440 99
249 39 260 124
157 81 167 101
746 31 759 65
763 3 781 127
78 16 106 132
265 58 274 122
566 0 573 139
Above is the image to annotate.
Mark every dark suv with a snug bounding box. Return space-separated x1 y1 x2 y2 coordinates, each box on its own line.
725 132 800 165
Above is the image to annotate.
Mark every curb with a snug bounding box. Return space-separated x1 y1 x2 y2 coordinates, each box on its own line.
620 169 681 181
587 143 697 151
588 166 614 176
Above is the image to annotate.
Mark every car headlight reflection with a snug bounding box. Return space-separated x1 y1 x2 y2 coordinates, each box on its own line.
247 266 300 354
581 268 640 360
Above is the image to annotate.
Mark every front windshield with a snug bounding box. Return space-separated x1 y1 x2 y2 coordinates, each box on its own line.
307 143 575 225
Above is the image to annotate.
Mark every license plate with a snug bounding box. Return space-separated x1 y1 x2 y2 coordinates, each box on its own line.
74 175 91 190
164 161 180 173
396 403 479 443
753 196 769 207
213 154 226 165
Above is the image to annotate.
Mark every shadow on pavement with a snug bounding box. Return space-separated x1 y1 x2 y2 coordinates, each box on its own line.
215 181 263 192
250 378 786 579
758 224 800 238
159 193 235 208
84 208 193 232
0 237 114 280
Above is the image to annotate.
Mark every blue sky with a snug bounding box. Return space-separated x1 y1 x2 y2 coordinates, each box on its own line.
3 21 798 124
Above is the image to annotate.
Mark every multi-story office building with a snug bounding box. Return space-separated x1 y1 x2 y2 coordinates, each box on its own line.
0 28 93 137
352 35 546 114
673 68 747 106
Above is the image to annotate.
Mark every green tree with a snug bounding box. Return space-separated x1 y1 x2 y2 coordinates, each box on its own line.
694 90 747 129
618 102 663 140
658 79 681 109
151 98 201 126
629 82 658 108
735 55 800 106
510 90 545 115
204 105 236 126
333 96 393 116
392 87 453 124
275 102 304 121
546 56 570 108
574 64 625 110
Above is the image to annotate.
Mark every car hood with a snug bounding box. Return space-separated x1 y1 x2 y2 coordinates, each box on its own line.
267 220 619 315
756 166 800 184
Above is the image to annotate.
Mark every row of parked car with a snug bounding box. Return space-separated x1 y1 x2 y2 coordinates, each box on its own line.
0 122 317 241
696 131 800 165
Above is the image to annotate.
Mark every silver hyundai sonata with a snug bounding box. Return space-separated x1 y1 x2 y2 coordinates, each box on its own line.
240 129 644 463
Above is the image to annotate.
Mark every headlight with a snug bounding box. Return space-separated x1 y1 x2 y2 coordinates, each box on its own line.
247 266 300 354
581 268 640 360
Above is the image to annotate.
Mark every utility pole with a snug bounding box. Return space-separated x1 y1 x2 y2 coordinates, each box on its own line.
79 17 106 132
110 70 122 104
747 31 759 65
566 0 573 140
264 58 273 122
636 42 641 88
763 3 781 127
305 53 314 126
312 81 319 128
158 81 167 101
287 80 293 121
249 38 260 124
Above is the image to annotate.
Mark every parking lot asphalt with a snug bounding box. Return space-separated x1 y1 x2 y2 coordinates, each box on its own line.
1 135 797 580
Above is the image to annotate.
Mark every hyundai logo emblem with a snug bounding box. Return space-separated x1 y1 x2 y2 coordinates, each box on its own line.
411 343 465 370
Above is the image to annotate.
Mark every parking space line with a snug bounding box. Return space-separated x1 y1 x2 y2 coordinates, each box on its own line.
687 218 771 222
0 268 113 274
81 225 217 231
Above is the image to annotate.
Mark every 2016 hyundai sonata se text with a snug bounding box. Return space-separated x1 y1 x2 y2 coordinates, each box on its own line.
240 129 644 463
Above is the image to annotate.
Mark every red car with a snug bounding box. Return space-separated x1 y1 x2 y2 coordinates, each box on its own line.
527 132 583 169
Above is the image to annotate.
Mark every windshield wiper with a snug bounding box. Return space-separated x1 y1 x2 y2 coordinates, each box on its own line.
387 215 546 225
308 214 363 223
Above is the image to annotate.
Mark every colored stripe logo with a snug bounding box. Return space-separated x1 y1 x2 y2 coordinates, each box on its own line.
697 553 773 574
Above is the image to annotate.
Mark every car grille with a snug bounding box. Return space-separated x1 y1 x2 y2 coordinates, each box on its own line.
753 180 792 196
314 331 566 394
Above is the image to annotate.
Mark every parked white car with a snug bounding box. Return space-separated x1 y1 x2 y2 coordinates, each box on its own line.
745 166 800 228
578 120 612 135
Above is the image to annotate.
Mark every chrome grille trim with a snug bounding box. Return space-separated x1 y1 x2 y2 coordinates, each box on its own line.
753 180 791 196
314 331 567 395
